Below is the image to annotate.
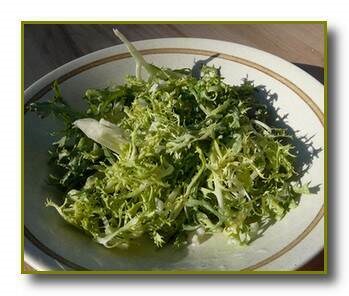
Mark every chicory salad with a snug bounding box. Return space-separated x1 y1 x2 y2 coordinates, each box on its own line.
29 29 310 249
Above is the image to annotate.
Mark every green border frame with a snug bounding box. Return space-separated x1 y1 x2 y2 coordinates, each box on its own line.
21 20 328 275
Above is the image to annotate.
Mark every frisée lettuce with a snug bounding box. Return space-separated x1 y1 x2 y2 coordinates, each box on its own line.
30 29 310 249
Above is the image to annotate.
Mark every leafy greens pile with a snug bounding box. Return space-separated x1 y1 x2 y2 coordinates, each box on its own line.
29 29 309 249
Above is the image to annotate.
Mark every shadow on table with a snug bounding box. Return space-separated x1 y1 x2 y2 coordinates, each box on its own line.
293 63 324 84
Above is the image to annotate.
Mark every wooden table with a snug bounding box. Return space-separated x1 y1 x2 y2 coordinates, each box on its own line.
23 23 325 272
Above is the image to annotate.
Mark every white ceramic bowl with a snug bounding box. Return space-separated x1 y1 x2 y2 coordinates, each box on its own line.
24 38 325 272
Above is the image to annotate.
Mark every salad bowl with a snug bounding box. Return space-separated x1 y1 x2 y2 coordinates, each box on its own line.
24 37 325 272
